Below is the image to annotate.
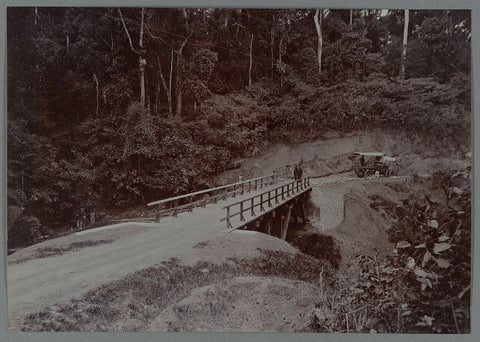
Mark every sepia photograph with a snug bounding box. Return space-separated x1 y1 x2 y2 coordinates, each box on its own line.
5 5 472 334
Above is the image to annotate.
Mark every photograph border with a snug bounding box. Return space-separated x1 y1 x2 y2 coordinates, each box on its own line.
1 0 478 341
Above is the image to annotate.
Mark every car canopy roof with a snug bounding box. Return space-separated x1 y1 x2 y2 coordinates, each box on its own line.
353 152 384 157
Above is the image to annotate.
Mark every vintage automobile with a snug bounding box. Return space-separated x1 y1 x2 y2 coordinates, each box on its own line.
353 152 399 178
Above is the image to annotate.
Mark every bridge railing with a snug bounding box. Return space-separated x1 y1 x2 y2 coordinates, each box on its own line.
147 173 278 221
221 177 311 228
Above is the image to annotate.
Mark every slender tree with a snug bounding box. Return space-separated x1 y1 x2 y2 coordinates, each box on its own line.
314 9 324 75
174 36 189 117
118 8 147 109
248 33 253 87
400 9 409 79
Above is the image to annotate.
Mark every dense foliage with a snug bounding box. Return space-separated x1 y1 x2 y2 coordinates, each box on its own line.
7 8 471 243
312 170 471 333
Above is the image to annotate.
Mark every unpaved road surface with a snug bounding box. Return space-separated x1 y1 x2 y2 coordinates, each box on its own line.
7 182 284 331
7 174 408 331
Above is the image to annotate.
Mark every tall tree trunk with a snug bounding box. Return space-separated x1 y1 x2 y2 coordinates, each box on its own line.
93 73 99 117
169 49 173 113
270 29 274 77
176 87 182 117
139 8 146 108
279 37 284 88
155 52 173 116
175 37 189 117
400 9 409 79
314 9 323 76
155 68 160 115
350 9 353 26
66 35 69 64
248 33 253 87
118 8 146 109
34 7 38 26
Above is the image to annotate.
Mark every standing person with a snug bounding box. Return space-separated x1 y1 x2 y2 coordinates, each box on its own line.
293 165 299 180
286 165 293 179
297 164 303 180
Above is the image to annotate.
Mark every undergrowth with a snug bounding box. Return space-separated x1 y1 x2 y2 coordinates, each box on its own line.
291 233 342 269
311 168 471 333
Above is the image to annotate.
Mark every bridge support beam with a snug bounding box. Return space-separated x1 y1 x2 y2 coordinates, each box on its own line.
265 218 272 235
265 211 276 235
280 204 293 240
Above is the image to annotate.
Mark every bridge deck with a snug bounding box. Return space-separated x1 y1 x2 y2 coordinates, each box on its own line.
221 177 312 230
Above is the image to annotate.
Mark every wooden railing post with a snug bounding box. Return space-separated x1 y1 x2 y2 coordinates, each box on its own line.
255 179 258 191
240 201 245 221
275 188 280 204
251 197 256 216
189 196 193 212
268 191 272 207
260 193 265 212
226 206 232 228
173 199 178 217
241 182 244 195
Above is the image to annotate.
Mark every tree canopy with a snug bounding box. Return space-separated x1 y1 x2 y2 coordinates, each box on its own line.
7 7 471 244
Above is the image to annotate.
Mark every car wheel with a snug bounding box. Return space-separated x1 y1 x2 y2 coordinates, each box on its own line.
356 169 365 178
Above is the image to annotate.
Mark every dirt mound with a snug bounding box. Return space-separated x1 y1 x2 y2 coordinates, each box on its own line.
243 132 378 177
329 193 393 264
181 230 298 266
148 276 322 332
398 154 470 176
307 186 345 230
218 129 469 182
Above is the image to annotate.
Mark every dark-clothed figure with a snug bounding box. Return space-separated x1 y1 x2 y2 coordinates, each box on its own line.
297 165 303 180
293 165 299 180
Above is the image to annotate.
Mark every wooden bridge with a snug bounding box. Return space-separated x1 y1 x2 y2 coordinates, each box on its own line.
147 174 312 240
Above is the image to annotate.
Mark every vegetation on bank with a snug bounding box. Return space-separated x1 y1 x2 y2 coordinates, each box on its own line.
311 169 471 333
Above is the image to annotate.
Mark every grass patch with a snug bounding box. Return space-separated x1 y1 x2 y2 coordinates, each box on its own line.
21 250 333 332
383 181 412 193
192 241 209 249
12 240 113 264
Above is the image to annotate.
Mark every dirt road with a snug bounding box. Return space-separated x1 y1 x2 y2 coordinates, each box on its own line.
7 182 282 331
7 174 409 331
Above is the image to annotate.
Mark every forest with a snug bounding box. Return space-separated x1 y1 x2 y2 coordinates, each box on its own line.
7 7 471 247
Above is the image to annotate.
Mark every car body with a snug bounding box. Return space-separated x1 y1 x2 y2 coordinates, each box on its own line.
353 152 399 178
